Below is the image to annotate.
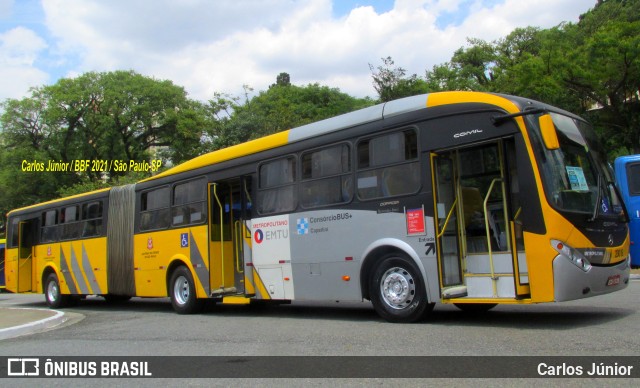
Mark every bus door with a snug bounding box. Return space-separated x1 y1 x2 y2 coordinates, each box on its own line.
432 139 529 300
17 219 37 292
0 239 5 290
209 177 252 296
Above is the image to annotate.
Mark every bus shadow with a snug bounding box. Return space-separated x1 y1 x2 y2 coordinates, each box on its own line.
6 296 175 314
7 297 635 328
427 305 636 330
202 301 381 323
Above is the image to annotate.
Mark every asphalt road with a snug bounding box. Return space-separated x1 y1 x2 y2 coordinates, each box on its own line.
1 281 639 357
1 282 639 386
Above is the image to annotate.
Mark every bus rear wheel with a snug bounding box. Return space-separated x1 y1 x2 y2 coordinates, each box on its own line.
169 266 203 314
369 254 433 323
44 273 70 309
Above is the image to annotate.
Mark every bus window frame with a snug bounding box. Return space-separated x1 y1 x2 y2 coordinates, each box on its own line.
256 155 298 215
171 176 208 227
60 204 83 241
299 142 353 209
355 127 421 201
40 209 59 243
139 185 171 232
626 162 640 196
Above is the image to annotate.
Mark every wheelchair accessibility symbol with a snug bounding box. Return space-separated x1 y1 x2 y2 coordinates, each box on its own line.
180 233 189 248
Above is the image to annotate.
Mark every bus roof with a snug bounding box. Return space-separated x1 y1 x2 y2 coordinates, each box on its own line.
7 91 528 217
7 187 110 216
143 91 523 182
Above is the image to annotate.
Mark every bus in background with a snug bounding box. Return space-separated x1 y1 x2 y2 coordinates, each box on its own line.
0 239 5 290
3 92 631 323
614 154 640 267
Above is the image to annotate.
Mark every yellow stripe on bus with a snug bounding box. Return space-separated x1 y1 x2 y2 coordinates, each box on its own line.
426 91 521 114
143 130 291 182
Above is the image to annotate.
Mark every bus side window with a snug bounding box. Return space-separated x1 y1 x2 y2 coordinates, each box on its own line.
9 218 19 248
627 163 640 196
171 178 206 227
140 187 170 231
61 205 82 240
257 156 297 214
41 210 58 243
82 201 103 237
356 129 420 200
300 144 352 208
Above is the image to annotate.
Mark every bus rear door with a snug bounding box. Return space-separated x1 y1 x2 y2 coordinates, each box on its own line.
209 177 252 297
17 219 38 292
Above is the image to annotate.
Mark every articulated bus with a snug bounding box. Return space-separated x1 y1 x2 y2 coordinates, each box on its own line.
4 91 631 322
615 154 640 267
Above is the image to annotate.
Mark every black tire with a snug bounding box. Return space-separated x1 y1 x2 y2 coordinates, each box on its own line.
44 273 71 309
169 266 203 314
369 253 434 323
454 303 497 313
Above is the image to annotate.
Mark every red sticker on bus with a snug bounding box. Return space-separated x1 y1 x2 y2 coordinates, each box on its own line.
406 208 425 235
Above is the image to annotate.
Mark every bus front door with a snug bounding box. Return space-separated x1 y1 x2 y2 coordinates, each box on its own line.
432 139 529 301
209 177 252 296
17 219 37 293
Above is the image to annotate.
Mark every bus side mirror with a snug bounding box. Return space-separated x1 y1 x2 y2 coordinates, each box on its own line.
539 114 559 150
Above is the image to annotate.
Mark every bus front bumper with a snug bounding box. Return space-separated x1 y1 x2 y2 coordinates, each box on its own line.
553 255 630 302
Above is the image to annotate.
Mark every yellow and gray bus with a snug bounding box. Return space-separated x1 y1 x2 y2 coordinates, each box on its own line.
4 91 631 322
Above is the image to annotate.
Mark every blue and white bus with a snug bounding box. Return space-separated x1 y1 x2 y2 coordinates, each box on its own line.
615 154 640 267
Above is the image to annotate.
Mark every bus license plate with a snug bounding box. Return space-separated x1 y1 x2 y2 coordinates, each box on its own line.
606 275 620 286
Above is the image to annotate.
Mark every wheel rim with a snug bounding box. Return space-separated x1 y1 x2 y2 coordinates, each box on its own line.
380 266 415 309
47 279 59 303
173 275 190 305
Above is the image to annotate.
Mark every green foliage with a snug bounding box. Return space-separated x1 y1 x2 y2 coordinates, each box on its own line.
0 70 207 218
370 57 429 102
202 77 374 151
2 0 638 221
421 0 640 157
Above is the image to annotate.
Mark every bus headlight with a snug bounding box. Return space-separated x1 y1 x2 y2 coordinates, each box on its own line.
551 240 592 272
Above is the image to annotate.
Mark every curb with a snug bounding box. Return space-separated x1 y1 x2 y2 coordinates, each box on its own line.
0 308 67 340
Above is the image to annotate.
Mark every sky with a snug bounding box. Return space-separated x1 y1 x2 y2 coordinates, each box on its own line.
0 0 594 102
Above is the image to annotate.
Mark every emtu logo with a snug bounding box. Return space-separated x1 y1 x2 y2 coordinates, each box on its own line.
254 229 264 244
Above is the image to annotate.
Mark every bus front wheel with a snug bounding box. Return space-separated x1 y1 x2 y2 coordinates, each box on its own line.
169 266 203 314
369 254 433 323
44 273 70 309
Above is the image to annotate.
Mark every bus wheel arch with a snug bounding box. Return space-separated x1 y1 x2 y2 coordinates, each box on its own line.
167 263 203 314
360 244 434 323
42 269 71 309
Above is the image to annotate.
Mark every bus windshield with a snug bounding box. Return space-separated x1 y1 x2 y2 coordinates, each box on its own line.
528 112 624 219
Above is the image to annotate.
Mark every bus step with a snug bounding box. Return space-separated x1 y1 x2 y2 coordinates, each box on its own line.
222 296 252 305
442 285 468 299
211 287 237 296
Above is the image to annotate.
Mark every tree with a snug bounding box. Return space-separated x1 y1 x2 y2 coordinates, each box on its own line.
227 76 374 141
370 57 428 101
564 0 640 154
421 0 640 156
425 38 496 92
275 72 291 87
0 70 207 217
